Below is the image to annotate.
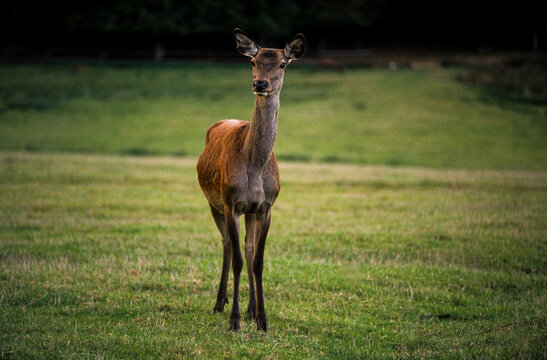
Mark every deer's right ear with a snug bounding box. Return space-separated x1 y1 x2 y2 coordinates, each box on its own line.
233 28 260 57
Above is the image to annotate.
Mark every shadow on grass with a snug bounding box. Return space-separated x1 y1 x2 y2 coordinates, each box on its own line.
123 148 159 156
276 153 311 162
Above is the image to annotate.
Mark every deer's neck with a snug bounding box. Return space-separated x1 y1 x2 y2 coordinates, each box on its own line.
245 94 279 173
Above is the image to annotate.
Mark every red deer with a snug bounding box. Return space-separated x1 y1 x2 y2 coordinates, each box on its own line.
196 29 305 331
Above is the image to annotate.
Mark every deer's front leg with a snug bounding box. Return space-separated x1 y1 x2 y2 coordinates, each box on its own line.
244 213 257 321
253 208 271 331
225 207 243 331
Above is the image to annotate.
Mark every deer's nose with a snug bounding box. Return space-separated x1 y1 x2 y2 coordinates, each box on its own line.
253 80 269 92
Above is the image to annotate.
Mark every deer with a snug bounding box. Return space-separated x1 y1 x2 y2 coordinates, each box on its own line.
196 28 305 331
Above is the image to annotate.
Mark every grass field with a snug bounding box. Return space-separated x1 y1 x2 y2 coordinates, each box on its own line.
0 63 545 170
0 151 545 359
0 62 546 358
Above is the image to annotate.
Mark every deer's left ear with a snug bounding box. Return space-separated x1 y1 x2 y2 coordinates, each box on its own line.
284 34 306 60
234 28 260 57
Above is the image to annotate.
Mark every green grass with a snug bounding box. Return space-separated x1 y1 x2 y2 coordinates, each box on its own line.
0 62 546 358
0 62 546 170
1 151 546 359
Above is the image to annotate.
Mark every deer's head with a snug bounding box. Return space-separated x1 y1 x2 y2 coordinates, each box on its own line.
234 28 305 97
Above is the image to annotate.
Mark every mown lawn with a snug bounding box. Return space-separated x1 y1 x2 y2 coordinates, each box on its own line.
0 63 545 170
1 151 545 359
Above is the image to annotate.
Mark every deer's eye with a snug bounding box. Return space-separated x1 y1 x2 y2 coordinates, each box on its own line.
280 63 287 69
250 60 255 67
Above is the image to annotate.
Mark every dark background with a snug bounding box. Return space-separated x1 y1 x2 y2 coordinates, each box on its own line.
1 0 546 60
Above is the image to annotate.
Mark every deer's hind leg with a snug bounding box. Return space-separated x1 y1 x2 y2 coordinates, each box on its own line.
211 205 231 313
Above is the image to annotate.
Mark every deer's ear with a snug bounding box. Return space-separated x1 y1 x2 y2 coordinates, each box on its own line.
284 33 306 60
233 28 260 57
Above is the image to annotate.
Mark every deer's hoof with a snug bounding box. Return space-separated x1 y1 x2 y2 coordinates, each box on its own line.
229 316 240 332
256 315 267 331
212 298 228 313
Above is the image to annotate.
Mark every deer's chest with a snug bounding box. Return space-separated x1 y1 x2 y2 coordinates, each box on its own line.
233 178 266 214
225 172 278 214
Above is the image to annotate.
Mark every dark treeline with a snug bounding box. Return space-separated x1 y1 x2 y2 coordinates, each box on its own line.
2 0 546 53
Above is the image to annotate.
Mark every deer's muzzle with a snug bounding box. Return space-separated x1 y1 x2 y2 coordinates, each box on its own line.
253 80 269 95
